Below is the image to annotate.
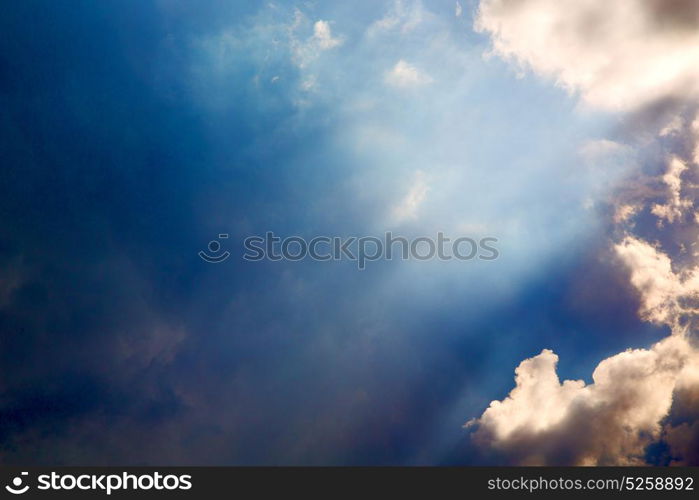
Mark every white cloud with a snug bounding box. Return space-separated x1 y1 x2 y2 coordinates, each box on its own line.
455 1 463 18
615 236 699 331
613 204 640 224
391 170 429 222
468 237 699 464
291 16 343 69
651 157 692 225
385 59 433 88
660 115 684 137
312 20 343 50
475 0 699 111
468 335 699 465
284 13 343 94
189 8 344 104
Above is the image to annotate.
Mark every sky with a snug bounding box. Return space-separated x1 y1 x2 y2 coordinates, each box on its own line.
0 0 697 465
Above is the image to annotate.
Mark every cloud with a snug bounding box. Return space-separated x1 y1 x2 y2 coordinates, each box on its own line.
615 236 699 330
311 20 343 50
290 13 343 69
455 1 463 18
475 0 699 111
384 59 433 88
468 335 699 465
650 157 692 224
287 15 343 96
368 0 429 36
189 6 345 104
467 0 699 466
661 366 699 464
613 204 640 225
390 170 429 222
467 141 699 463
469 177 699 464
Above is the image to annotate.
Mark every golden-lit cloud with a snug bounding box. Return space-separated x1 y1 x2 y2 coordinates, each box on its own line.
476 0 699 111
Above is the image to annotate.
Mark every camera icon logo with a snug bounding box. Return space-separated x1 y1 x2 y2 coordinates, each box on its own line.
5 472 29 495
199 234 231 263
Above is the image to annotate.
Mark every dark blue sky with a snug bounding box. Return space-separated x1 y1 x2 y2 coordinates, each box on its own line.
0 0 666 464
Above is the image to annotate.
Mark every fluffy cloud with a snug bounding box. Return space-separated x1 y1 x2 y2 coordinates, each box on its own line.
468 335 699 465
475 0 699 111
615 236 699 330
467 150 699 463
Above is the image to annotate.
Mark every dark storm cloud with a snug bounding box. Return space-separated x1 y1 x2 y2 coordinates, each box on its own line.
0 0 204 461
646 0 699 31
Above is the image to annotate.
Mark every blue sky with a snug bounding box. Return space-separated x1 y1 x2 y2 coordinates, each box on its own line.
0 0 681 465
